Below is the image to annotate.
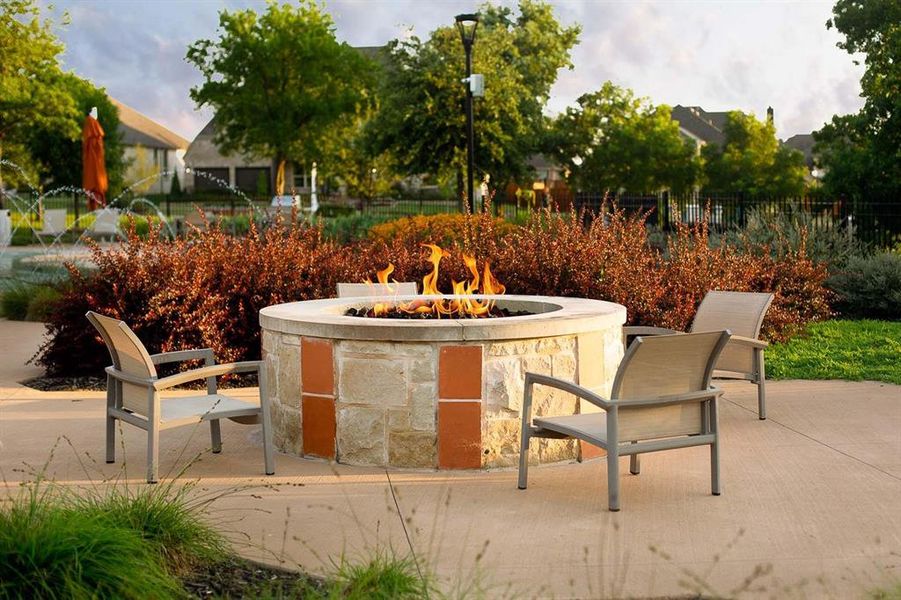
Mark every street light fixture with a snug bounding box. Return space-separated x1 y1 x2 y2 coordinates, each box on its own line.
455 12 479 213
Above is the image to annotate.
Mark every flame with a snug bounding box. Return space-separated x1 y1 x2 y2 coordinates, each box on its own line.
361 244 506 318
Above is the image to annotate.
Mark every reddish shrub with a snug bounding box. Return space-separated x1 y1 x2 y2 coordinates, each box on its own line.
36 207 831 376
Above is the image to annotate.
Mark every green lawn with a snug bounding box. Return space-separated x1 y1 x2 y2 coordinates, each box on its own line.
767 319 901 385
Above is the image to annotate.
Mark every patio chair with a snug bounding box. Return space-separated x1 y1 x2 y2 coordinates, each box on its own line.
623 291 774 419
337 281 418 297
86 311 275 483
37 208 68 242
518 330 731 511
84 208 122 241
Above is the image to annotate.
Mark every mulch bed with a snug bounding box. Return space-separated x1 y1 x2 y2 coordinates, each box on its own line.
182 557 326 598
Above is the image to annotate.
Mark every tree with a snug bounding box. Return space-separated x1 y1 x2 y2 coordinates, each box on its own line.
25 72 128 196
0 0 79 188
702 111 807 196
186 1 375 196
369 0 580 192
547 82 699 193
814 0 900 199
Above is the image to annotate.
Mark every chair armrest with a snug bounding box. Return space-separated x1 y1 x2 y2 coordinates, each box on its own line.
622 326 681 337
152 361 263 391
729 335 768 349
150 348 215 366
612 386 723 408
105 366 155 387
524 372 612 410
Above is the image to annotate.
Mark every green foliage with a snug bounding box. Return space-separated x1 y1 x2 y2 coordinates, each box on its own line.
827 252 901 319
0 282 33 319
24 284 61 321
767 319 901 384
324 550 428 600
702 111 807 196
718 203 867 269
26 73 128 197
0 484 180 600
320 212 395 243
548 82 699 193
186 1 375 195
0 0 79 188
169 170 181 195
369 0 580 187
70 482 229 573
815 0 901 200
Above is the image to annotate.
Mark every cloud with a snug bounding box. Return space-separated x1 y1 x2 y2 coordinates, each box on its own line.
43 0 864 141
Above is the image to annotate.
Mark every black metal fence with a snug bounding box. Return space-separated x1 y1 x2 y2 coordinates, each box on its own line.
10 188 901 248
573 191 901 248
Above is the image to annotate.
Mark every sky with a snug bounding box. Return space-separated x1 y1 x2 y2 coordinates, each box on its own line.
41 0 865 142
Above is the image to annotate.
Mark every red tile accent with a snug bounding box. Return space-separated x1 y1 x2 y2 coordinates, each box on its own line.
438 401 481 469
302 394 336 459
579 440 607 461
438 345 482 399
301 337 334 395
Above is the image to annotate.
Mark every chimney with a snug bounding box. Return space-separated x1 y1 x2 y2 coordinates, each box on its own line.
766 106 774 124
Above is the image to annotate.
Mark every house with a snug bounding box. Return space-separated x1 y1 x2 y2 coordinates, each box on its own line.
183 46 388 198
671 105 730 147
783 133 815 169
111 98 189 195
182 118 314 198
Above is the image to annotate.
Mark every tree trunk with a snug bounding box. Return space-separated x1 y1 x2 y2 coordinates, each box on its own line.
275 158 286 196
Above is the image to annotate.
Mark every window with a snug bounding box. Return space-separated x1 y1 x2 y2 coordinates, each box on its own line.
235 167 271 196
292 162 309 190
193 167 230 191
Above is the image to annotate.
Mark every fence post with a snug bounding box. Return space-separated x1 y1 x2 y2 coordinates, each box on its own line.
165 195 171 218
73 193 79 223
737 192 746 228
661 190 670 230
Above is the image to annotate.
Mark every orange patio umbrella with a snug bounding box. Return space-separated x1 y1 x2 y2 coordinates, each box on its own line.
82 108 108 211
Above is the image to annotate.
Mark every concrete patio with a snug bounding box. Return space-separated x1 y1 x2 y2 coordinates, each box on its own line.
1 319 899 598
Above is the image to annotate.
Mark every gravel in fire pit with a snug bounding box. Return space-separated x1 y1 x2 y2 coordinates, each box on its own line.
345 306 533 319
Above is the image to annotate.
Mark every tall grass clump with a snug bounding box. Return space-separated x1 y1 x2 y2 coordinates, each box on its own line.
70 480 230 573
0 484 180 600
324 550 429 600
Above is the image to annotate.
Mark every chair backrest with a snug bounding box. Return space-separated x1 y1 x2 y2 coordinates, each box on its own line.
42 209 68 234
86 311 157 414
611 331 731 441
337 282 418 298
689 291 773 340
90 209 120 234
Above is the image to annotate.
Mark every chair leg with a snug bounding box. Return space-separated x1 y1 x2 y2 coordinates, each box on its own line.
710 399 721 496
147 423 160 484
210 419 222 453
518 428 531 490
259 370 275 476
518 379 534 490
757 349 767 420
105 374 116 464
607 448 620 511
629 450 640 475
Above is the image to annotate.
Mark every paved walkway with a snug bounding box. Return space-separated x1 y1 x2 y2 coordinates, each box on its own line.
1 319 899 598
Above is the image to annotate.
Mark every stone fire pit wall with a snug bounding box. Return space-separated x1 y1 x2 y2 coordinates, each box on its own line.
260 296 626 469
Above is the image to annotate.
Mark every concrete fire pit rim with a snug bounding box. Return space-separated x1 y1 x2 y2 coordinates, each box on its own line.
260 295 627 342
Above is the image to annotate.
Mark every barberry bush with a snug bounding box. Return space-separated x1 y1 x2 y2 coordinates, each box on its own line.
36 208 832 376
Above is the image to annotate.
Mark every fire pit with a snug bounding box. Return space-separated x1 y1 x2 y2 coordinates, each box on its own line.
260 294 626 469
260 244 625 469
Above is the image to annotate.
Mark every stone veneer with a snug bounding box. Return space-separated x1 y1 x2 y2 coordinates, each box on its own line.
260 295 626 469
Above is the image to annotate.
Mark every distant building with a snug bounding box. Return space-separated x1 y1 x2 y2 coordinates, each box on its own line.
183 118 293 197
111 98 189 195
783 133 816 168
183 46 388 197
671 105 729 147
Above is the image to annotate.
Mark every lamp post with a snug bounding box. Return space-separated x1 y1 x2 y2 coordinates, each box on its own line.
455 13 479 213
